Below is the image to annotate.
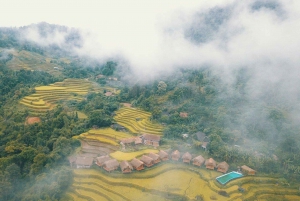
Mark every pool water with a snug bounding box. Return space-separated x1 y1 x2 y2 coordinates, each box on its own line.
216 171 243 185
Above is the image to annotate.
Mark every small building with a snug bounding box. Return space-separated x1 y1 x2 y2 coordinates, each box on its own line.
53 67 59 70
147 152 161 164
142 134 161 147
241 165 256 175
120 161 133 173
193 155 205 167
158 150 169 161
103 159 119 172
96 155 110 167
68 156 77 168
105 91 113 96
180 112 188 118
140 155 154 167
130 158 144 171
205 158 217 170
135 137 143 145
182 152 192 163
171 150 181 161
202 142 209 150
75 157 94 169
217 161 229 173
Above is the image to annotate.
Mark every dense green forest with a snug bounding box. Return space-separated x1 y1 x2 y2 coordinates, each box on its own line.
0 23 300 200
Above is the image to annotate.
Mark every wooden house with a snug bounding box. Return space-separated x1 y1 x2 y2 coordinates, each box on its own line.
171 150 181 161
120 161 133 173
75 157 94 169
180 112 188 118
140 155 154 167
96 155 110 167
130 158 144 171
241 165 256 175
182 152 192 163
147 152 161 164
217 161 229 173
103 159 119 172
142 134 161 147
158 150 169 161
192 155 205 167
205 158 217 170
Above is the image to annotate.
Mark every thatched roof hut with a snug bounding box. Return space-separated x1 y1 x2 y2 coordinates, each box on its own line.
130 158 144 171
103 159 119 172
148 152 161 164
96 155 110 167
241 165 256 175
172 150 181 161
182 152 192 163
158 150 169 161
192 155 205 167
75 157 94 169
143 134 161 147
205 158 217 170
120 160 133 173
140 155 154 167
217 161 229 173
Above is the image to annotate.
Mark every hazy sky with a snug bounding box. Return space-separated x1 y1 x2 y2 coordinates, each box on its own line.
1 0 300 81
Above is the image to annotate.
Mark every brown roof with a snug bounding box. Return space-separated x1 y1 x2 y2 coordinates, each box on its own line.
147 153 160 161
205 158 217 167
217 161 229 169
96 155 110 164
180 112 188 118
143 134 161 142
140 155 154 165
76 157 94 166
193 155 205 164
122 103 132 107
103 159 119 169
158 150 168 158
130 158 144 168
135 137 143 144
120 160 133 171
241 165 256 172
182 152 192 160
105 91 113 96
172 150 180 158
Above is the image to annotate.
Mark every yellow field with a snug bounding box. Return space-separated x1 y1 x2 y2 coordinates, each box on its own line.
19 79 99 115
64 163 300 201
110 149 159 161
114 107 164 135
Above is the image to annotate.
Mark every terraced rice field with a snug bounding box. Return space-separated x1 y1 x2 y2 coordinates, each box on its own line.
110 149 159 161
64 163 300 201
78 128 133 146
114 107 164 135
19 79 97 114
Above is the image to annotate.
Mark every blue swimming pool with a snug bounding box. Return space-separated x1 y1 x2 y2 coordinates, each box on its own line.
216 171 243 185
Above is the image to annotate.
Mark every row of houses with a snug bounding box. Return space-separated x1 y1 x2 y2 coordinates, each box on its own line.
120 134 161 147
95 150 169 173
69 150 256 175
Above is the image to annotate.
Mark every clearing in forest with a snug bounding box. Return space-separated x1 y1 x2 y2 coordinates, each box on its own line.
114 107 164 135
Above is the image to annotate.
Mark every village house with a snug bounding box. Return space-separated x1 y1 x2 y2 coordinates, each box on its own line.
75 157 94 169
182 152 192 164
140 155 154 167
241 165 256 175
103 159 119 172
217 161 229 173
171 150 181 161
180 112 188 118
205 158 217 170
147 152 161 164
192 155 205 167
142 134 161 147
130 158 144 171
120 161 133 173
96 155 110 167
158 150 169 161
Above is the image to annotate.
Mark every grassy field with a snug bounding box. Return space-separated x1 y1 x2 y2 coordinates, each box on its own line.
114 107 164 135
19 79 98 115
110 149 159 161
63 163 300 201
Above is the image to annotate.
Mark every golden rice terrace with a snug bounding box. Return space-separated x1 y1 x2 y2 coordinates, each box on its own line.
114 107 164 135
